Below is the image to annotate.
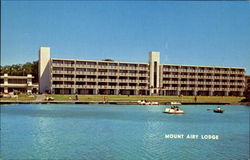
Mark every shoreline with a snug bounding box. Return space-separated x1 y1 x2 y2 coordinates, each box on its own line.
0 100 235 105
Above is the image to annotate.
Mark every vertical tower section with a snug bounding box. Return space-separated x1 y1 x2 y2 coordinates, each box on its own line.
39 47 51 93
149 51 160 95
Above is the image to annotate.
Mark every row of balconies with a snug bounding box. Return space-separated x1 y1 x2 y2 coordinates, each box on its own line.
161 81 245 85
52 77 148 83
163 75 243 78
161 87 244 91
93 79 148 83
52 63 148 70
53 63 245 74
162 68 244 74
52 70 148 77
52 84 148 89
162 74 244 80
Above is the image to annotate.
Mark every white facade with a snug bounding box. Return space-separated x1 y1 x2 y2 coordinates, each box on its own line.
38 47 246 96
39 47 51 93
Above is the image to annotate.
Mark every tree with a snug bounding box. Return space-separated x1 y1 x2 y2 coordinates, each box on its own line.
0 61 38 83
102 59 114 61
243 83 250 102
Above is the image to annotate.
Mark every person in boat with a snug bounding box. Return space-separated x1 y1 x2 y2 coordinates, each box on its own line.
217 106 221 110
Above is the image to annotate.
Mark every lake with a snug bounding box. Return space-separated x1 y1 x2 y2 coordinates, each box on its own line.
1 104 249 160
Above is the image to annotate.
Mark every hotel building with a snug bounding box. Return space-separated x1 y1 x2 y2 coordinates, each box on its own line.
39 47 246 96
0 74 34 94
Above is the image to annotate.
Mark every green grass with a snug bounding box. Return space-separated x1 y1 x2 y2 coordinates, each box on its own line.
0 94 36 101
0 93 244 103
50 94 244 103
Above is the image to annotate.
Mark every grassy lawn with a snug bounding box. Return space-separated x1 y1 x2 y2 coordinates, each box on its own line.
0 93 244 103
50 94 244 103
0 94 36 101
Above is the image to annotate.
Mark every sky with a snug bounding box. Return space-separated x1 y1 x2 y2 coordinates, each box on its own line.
1 1 250 74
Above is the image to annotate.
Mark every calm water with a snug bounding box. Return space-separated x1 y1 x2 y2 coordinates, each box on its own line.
1 104 249 160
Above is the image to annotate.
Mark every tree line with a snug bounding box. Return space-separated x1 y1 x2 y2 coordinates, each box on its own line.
243 83 250 102
0 61 38 83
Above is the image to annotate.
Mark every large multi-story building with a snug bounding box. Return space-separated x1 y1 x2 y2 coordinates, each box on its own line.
39 47 246 96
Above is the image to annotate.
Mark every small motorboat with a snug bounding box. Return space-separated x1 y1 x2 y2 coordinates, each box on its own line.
163 106 184 114
213 107 224 113
213 109 224 113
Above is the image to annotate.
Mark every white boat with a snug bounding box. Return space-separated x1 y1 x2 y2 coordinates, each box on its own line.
170 102 182 105
151 102 159 105
163 107 184 114
137 100 159 105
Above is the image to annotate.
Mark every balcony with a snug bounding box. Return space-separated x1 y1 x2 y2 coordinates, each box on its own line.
52 84 64 88
64 71 75 74
75 78 85 81
1 84 27 87
52 70 75 74
98 65 117 69
52 77 74 81
119 86 138 89
85 65 97 68
98 79 108 82
138 80 148 83
85 72 97 75
52 77 64 81
162 81 178 84
119 73 128 76
162 87 178 90
63 64 75 67
180 87 196 90
85 78 97 82
75 71 85 75
98 85 118 89
138 74 148 77
52 70 64 74
138 67 148 70
52 84 74 88
52 63 64 67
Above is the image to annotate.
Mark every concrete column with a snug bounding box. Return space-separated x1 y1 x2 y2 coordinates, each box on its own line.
71 89 75 94
225 91 229 96
149 52 160 96
209 91 213 96
114 89 119 95
4 74 8 85
134 90 139 95
4 87 8 93
39 47 51 93
150 88 154 96
193 90 197 96
27 74 33 85
27 87 32 94
176 90 180 96
93 89 98 95
72 88 77 94
240 92 244 96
